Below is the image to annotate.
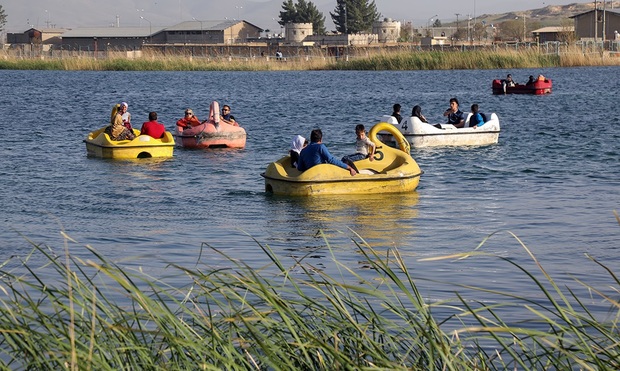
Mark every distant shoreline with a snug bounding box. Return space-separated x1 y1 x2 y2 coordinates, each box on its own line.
1 48 619 71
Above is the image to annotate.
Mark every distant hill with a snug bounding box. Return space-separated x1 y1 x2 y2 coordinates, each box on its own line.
445 1 619 28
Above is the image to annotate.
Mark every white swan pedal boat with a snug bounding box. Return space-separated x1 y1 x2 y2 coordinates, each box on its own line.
379 113 500 148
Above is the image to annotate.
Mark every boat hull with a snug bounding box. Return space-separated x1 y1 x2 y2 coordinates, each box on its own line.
262 123 422 196
379 113 500 148
84 127 175 159
492 78 552 95
176 122 246 149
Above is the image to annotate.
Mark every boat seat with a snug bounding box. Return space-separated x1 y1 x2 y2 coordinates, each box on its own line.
358 169 378 175
380 115 399 126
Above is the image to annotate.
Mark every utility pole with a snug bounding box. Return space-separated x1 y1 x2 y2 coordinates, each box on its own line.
455 13 460 34
594 0 598 43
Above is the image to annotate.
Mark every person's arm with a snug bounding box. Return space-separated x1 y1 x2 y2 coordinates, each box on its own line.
366 138 376 161
320 145 356 175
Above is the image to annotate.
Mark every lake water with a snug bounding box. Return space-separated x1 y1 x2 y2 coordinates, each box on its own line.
1 66 619 321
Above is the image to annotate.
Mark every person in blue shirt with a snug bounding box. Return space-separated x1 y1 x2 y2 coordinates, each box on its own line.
443 97 465 128
297 129 357 176
469 104 486 128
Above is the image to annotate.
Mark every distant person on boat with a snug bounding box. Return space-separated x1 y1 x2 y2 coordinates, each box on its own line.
411 105 428 123
413 104 442 129
220 105 238 126
297 129 357 176
290 135 308 168
526 75 536 86
341 124 376 173
501 74 516 93
391 104 403 124
469 104 486 128
140 111 166 139
176 108 201 129
443 97 465 128
105 103 136 141
119 102 132 131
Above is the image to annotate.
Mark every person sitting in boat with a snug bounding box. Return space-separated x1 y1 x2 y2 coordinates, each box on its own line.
297 129 357 176
413 105 442 129
391 104 403 124
140 111 166 139
220 105 239 127
526 75 536 86
412 105 428 123
341 124 376 173
104 103 136 141
503 74 516 87
289 135 308 168
119 102 132 131
176 108 201 129
469 104 486 129
443 97 465 128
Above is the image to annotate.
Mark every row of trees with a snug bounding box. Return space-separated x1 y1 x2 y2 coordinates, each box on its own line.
278 0 380 35
276 1 576 44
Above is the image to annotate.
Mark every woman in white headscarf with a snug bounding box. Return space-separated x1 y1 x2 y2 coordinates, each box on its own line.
289 135 307 168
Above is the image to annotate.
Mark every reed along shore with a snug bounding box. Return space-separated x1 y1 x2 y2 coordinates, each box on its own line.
1 47 619 71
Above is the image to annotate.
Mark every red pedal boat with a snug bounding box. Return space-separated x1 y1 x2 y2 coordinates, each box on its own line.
492 77 552 95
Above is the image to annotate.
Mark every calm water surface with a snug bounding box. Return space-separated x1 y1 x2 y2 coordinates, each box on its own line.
0 66 619 320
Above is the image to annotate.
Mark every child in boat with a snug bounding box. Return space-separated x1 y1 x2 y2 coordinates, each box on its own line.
470 104 486 128
289 135 308 168
341 124 376 173
391 104 403 124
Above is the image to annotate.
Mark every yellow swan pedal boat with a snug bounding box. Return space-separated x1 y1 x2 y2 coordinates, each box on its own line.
261 123 423 196
84 126 175 159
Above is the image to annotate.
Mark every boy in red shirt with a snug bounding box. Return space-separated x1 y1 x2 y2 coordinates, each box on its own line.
140 111 166 139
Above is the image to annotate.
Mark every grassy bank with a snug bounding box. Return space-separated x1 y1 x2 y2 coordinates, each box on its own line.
1 47 619 71
0 216 619 370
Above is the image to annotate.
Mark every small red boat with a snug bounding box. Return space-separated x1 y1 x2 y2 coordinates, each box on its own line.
492 77 552 95
175 101 246 149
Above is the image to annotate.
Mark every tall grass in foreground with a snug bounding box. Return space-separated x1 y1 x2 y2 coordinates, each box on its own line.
0 215 619 369
1 47 619 71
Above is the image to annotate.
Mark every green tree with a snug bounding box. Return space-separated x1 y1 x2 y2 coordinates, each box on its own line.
472 22 486 41
499 19 523 41
330 0 381 34
278 0 326 35
0 5 7 34
399 22 421 42
557 19 576 44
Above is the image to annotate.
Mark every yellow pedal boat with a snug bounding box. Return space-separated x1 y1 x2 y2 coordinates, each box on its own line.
261 123 423 196
84 126 175 159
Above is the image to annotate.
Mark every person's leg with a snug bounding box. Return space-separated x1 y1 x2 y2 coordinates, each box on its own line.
341 156 360 173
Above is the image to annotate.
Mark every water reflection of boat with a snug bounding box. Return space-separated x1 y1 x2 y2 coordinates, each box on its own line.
296 192 420 250
262 123 422 196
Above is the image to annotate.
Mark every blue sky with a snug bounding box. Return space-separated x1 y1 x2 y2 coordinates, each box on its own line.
2 0 596 32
